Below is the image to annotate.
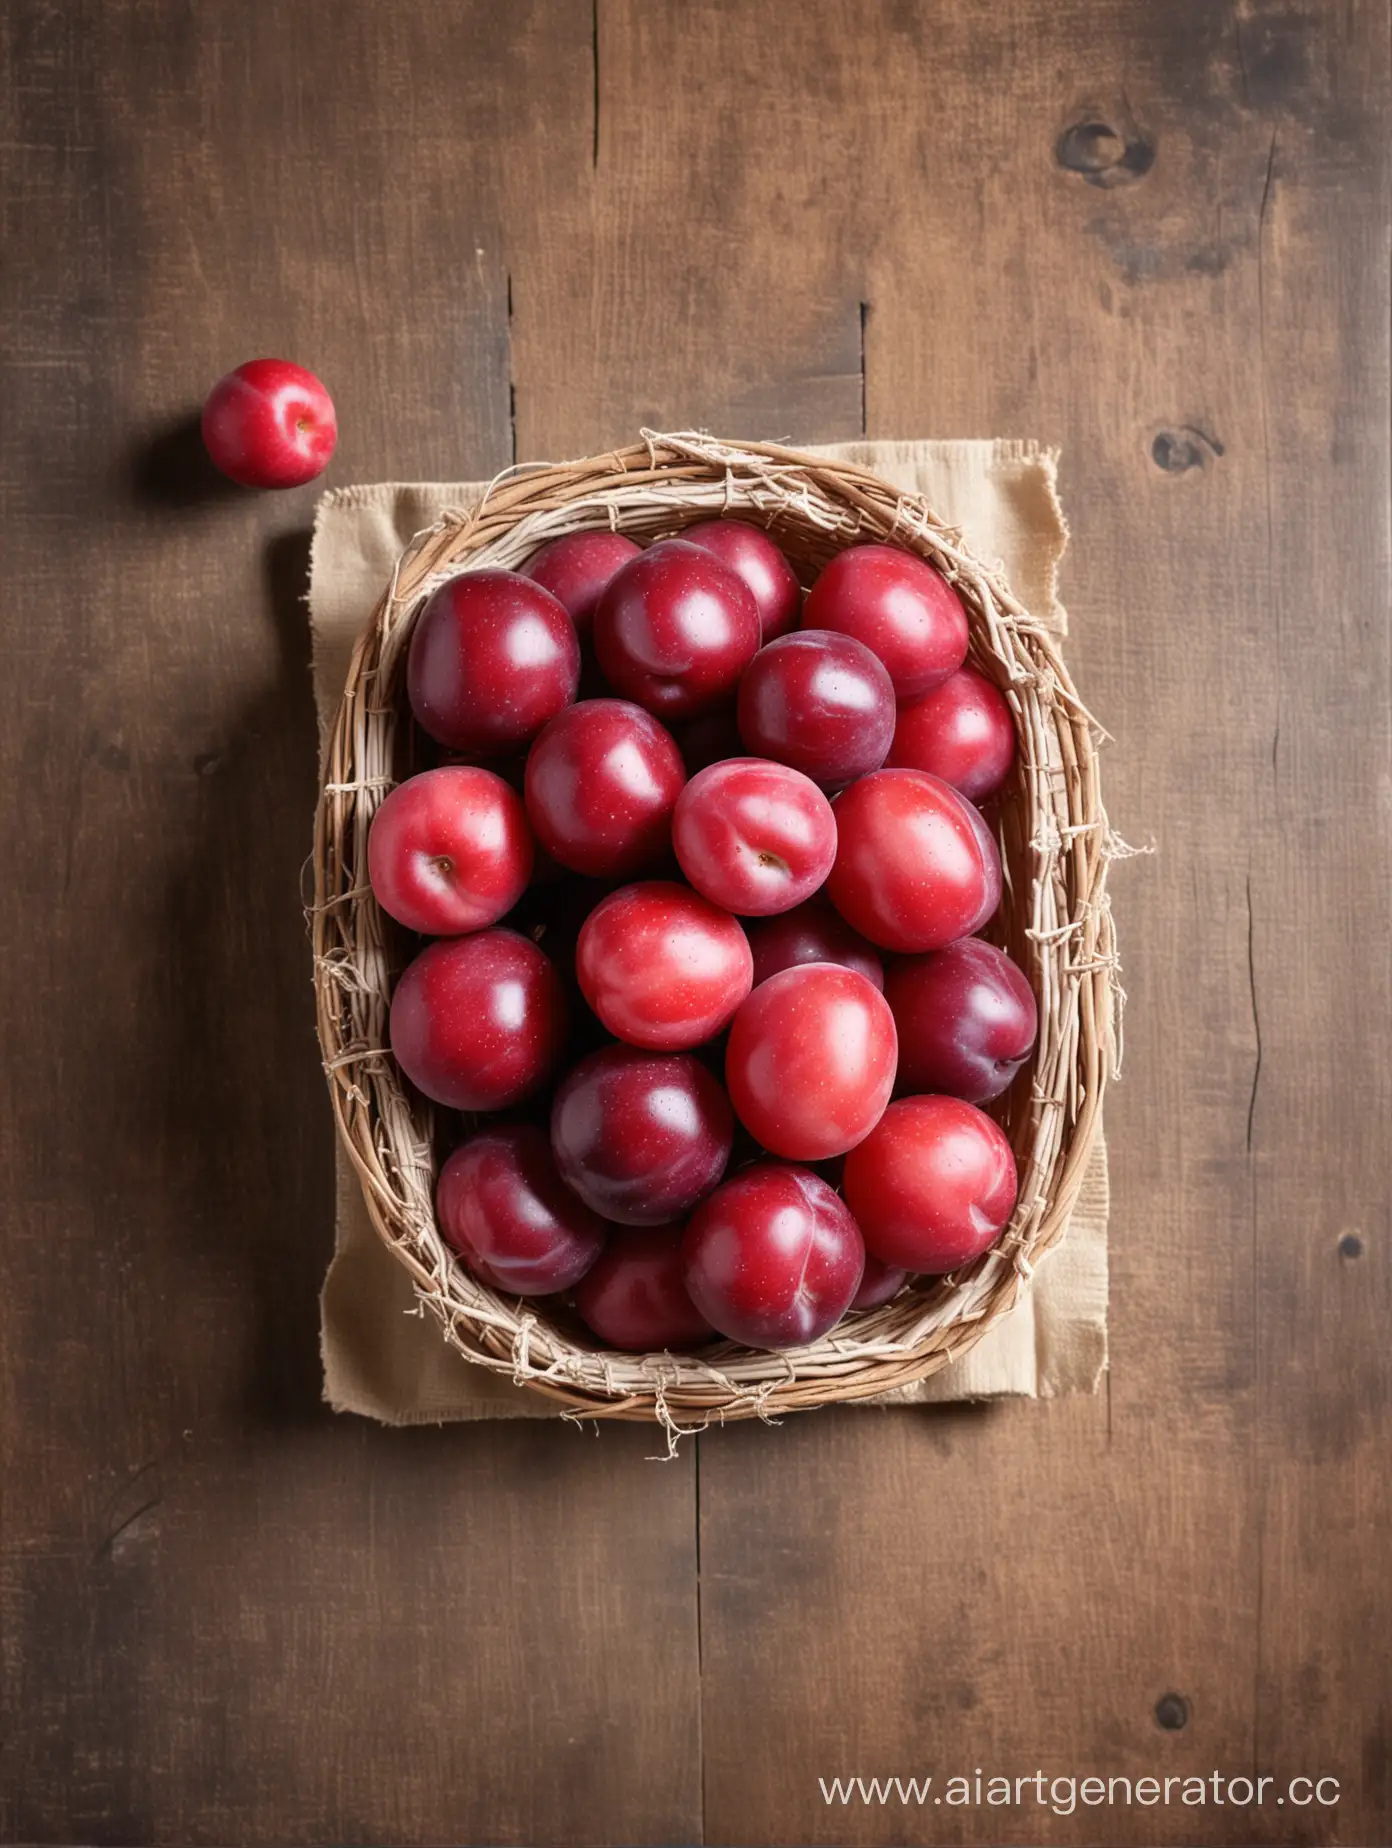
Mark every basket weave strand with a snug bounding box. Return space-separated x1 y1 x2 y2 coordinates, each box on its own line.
312 433 1119 1432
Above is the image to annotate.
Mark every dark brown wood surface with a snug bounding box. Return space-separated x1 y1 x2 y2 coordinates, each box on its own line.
1 3 1387 1843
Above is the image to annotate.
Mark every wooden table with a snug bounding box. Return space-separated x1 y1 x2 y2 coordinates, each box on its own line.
3 4 1388 1843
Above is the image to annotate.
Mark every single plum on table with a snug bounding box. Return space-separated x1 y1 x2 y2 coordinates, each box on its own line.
724 962 897 1161
827 768 1001 953
885 937 1037 1102
367 766 532 936
524 698 685 876
678 519 801 641
672 758 836 917
521 530 641 636
574 1230 715 1351
389 928 566 1110
576 880 753 1050
681 1162 865 1348
744 897 884 991
550 1044 733 1225
803 543 969 698
436 1124 606 1295
737 630 895 788
842 1095 1018 1275
594 540 761 720
888 664 1016 804
407 570 579 755
201 357 337 488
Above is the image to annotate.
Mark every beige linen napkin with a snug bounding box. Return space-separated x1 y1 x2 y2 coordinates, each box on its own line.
309 440 1109 1423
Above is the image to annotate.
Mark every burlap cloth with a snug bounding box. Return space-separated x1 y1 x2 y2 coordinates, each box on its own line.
309 440 1109 1423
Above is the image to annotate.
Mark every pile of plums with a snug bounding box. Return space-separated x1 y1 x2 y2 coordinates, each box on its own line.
368 519 1037 1353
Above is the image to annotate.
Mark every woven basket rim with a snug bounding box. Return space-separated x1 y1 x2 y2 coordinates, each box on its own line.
311 431 1120 1436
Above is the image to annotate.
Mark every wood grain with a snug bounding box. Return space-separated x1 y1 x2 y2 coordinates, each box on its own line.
0 6 699 1844
1 0 1388 1843
686 2 1392 1843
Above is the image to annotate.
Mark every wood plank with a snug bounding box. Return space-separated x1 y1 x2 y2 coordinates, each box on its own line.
689 1 1392 1843
511 0 867 459
1233 1 1392 1818
0 5 701 1842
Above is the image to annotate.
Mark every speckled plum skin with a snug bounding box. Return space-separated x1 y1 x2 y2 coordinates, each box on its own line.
744 898 884 992
367 766 532 936
524 698 685 877
388 929 566 1110
849 1253 910 1310
201 357 337 488
521 530 642 635
681 1162 865 1348
436 1125 606 1296
885 937 1037 1103
672 758 836 917
576 881 753 1049
802 544 969 698
888 664 1016 803
678 519 802 641
550 1045 733 1226
594 541 761 719
573 1230 715 1351
843 1095 1018 1274
827 769 1001 953
724 962 897 1161
737 630 895 788
407 569 579 754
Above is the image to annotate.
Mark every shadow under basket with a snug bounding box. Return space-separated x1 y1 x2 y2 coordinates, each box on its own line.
312 433 1120 1430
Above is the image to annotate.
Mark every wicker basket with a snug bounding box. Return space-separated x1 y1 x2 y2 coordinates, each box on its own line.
313 433 1118 1432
